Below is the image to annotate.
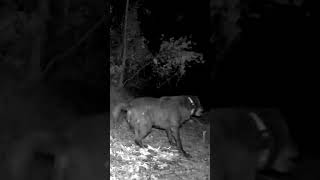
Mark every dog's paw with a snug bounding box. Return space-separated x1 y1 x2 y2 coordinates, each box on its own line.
135 140 147 148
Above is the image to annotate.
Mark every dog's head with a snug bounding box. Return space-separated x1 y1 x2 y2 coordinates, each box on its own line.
184 96 203 117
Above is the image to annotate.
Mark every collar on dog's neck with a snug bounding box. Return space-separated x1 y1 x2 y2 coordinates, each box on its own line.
249 112 267 131
187 96 195 106
249 112 272 138
187 96 196 115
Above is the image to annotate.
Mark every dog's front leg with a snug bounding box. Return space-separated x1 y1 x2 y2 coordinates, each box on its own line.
171 127 191 158
134 126 148 148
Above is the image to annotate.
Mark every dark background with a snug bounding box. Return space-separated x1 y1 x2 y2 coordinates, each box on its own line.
113 0 318 156
1 0 317 167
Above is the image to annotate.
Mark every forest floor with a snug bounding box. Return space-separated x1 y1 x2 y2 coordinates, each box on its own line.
110 117 210 180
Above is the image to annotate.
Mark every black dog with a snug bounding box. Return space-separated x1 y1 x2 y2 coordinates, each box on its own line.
112 96 203 158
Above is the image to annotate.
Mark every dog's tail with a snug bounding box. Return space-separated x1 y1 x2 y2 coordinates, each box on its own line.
112 102 129 122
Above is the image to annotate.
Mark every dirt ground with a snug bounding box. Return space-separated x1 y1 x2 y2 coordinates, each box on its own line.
110 118 210 180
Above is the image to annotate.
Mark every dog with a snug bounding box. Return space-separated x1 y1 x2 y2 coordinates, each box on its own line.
212 108 298 180
112 95 203 158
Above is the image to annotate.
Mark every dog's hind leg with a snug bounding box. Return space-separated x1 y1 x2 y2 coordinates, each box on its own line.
165 129 177 146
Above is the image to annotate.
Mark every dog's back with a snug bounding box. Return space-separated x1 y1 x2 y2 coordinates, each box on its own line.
129 97 160 108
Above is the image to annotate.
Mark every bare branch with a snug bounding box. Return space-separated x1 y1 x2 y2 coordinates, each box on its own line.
123 60 153 86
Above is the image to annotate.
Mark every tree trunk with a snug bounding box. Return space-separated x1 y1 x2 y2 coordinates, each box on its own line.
118 0 130 88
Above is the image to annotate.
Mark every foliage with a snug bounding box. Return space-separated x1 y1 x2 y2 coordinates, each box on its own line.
152 35 204 87
110 1 204 90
